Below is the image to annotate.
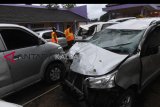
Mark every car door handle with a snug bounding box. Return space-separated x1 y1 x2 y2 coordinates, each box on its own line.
14 55 22 60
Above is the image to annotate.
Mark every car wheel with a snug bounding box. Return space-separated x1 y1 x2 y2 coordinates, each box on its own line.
116 89 136 107
45 63 65 84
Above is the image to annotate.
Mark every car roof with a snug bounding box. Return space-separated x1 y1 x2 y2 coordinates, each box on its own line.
0 23 41 38
36 30 53 34
107 17 136 22
80 22 119 30
37 29 63 33
0 23 23 28
107 18 160 30
36 30 64 37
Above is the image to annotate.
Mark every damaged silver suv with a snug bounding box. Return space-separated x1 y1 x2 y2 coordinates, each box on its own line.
62 18 160 107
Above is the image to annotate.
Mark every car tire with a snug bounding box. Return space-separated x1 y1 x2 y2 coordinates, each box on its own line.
116 89 136 107
44 62 65 84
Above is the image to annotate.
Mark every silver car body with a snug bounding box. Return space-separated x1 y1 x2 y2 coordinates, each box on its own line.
68 18 160 90
70 42 127 76
36 30 68 48
0 24 67 97
0 100 22 107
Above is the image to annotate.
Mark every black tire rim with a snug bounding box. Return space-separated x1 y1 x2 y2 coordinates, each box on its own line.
49 66 61 81
119 95 132 107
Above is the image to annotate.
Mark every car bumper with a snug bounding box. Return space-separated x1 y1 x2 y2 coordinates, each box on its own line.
62 76 123 107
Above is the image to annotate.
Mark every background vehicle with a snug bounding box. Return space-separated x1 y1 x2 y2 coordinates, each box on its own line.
75 22 119 41
63 18 160 107
0 24 67 98
107 17 136 22
36 30 68 48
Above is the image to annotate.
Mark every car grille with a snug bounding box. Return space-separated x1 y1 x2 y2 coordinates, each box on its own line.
66 71 86 91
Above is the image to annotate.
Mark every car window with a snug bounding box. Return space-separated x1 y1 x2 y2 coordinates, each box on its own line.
143 27 160 56
57 32 65 37
42 32 52 39
0 36 5 51
88 25 96 36
0 28 39 50
77 28 87 37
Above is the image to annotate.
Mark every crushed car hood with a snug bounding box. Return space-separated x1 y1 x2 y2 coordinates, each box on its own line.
69 42 128 76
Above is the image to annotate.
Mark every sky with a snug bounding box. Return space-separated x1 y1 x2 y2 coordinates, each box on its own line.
76 4 106 19
32 4 106 19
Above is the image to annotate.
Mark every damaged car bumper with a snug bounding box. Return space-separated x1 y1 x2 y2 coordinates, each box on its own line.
62 71 124 107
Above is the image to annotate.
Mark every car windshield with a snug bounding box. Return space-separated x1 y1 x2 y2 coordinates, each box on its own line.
89 29 145 54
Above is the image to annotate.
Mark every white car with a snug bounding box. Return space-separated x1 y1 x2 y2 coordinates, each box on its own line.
36 30 68 48
75 22 119 41
107 17 136 22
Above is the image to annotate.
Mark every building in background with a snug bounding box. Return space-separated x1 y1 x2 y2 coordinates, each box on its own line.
102 4 160 20
0 4 89 33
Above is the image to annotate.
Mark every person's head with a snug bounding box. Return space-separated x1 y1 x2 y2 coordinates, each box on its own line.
67 25 71 29
52 27 56 31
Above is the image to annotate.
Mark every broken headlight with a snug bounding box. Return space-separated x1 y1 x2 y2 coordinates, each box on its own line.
86 72 116 89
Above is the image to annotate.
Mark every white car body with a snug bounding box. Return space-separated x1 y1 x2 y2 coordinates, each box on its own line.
107 17 136 23
75 22 119 41
36 30 68 48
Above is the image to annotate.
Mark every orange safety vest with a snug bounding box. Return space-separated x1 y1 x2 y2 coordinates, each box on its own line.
51 32 58 43
64 28 74 42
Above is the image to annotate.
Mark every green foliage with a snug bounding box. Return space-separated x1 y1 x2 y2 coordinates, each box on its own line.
100 13 109 21
90 18 98 22
46 4 60 8
62 4 76 9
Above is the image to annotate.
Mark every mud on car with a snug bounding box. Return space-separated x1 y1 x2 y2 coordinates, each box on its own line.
62 18 160 107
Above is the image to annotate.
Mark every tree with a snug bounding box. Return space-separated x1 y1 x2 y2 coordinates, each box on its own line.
100 13 109 21
90 18 98 22
46 4 60 8
62 4 76 9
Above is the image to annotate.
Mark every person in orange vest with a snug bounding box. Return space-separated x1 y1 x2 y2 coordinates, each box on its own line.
51 27 58 43
64 25 75 48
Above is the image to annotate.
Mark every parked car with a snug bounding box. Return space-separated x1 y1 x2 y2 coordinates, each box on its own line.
36 30 68 48
107 17 136 22
0 24 67 98
62 18 160 107
75 22 119 41
32 27 52 32
0 100 22 107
